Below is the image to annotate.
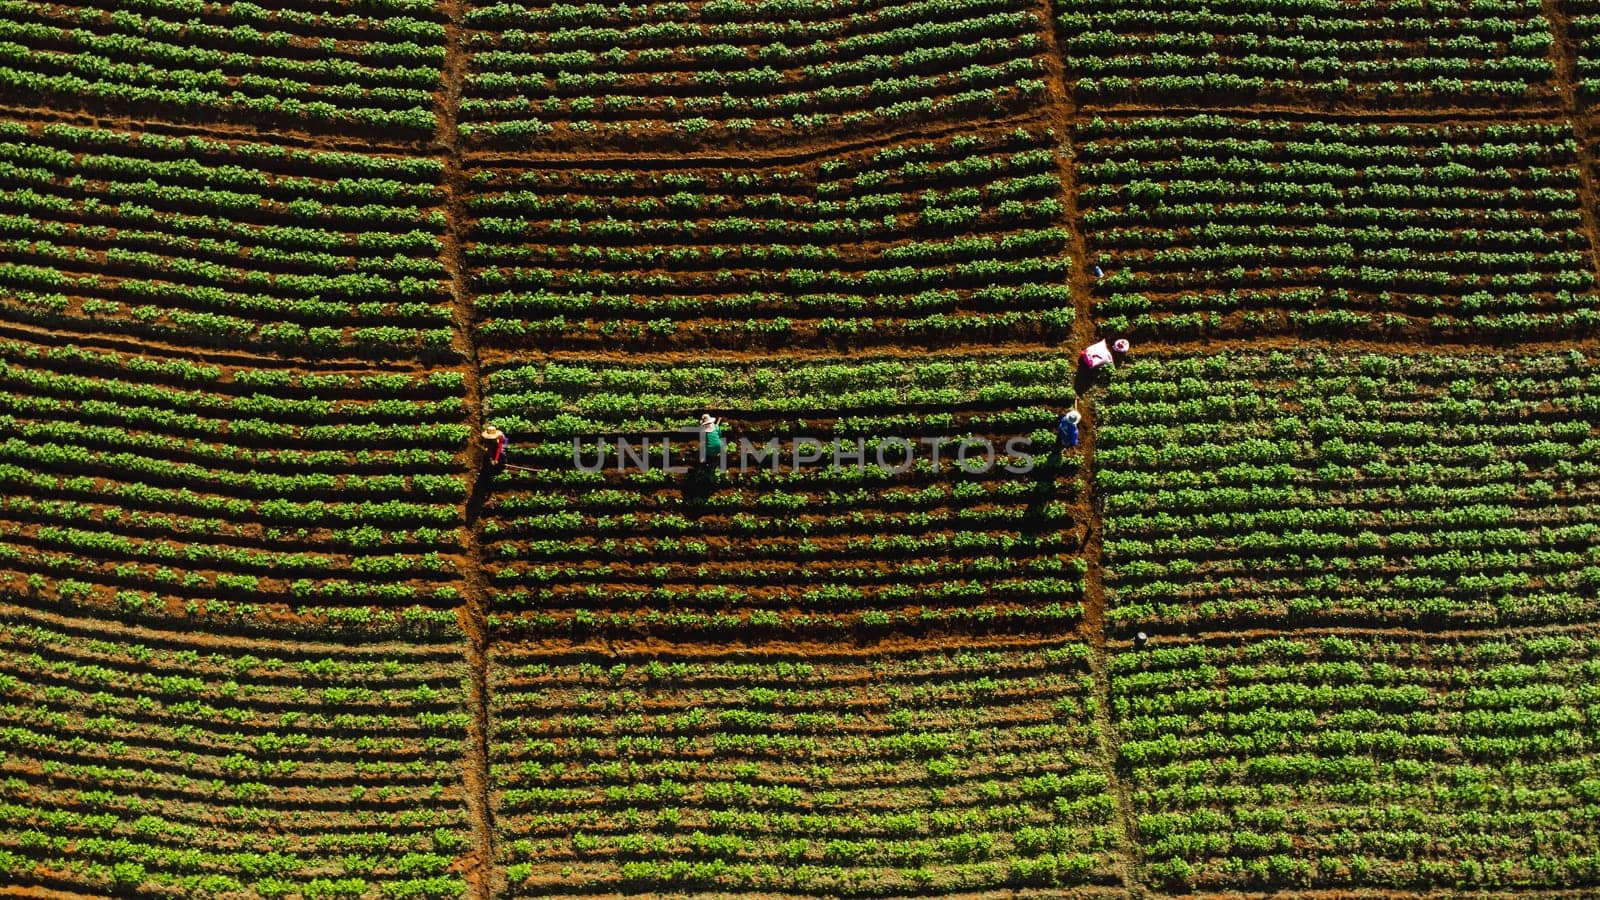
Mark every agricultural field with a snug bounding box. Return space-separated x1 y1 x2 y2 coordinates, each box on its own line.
459 0 1055 147
464 128 1076 351
0 0 446 133
1095 351 1600 630
479 355 1086 637
2 0 1600 897
1056 0 1559 106
1075 115 1600 339
489 641 1119 896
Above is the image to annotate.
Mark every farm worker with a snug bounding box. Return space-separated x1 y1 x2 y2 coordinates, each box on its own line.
1057 409 1081 449
1080 339 1114 370
699 414 724 458
1093 265 1104 278
480 425 508 467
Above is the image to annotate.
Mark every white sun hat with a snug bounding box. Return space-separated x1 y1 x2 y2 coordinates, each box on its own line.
699 414 715 426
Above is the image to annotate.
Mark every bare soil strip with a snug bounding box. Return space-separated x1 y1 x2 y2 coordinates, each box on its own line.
433 2 501 897
463 109 1051 168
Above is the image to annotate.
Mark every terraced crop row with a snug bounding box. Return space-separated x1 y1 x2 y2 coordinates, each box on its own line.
0 119 454 357
1057 0 1558 105
0 601 471 898
0 0 445 132
0 337 469 636
480 355 1086 638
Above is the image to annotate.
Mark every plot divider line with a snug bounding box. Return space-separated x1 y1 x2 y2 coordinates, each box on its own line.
435 1 501 897
1541 0 1600 291
1039 3 1147 894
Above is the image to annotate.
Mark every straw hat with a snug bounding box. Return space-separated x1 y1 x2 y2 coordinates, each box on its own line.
699 414 715 426
1064 409 1082 425
481 425 502 440
1112 339 1130 353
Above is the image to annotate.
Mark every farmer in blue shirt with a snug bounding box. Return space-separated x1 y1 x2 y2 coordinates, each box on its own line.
1057 409 1081 449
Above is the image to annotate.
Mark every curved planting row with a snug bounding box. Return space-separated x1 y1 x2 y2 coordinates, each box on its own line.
1095 351 1600 630
0 0 444 133
460 0 1051 147
0 337 470 636
467 128 1074 352
0 119 454 358
1056 0 1557 106
1112 629 1600 892
480 355 1086 638
1076 115 1600 339
489 640 1120 896
0 601 470 898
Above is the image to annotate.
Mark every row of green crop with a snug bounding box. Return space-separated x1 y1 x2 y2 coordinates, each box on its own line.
0 337 470 633
0 119 455 355
459 0 1050 143
468 133 1071 348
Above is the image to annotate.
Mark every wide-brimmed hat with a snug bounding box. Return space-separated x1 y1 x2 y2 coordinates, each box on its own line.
699 414 715 426
480 425 502 438
1064 409 1082 425
1112 339 1130 353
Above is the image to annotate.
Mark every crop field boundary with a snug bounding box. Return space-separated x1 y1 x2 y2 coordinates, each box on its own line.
435 0 501 896
1038 0 1147 891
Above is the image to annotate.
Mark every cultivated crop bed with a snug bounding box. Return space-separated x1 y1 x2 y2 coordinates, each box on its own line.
0 120 455 355
0 0 446 133
1113 629 1600 891
1096 351 1600 630
460 0 1054 147
480 355 1085 637
1057 0 1559 106
489 641 1119 896
0 601 472 897
465 128 1075 352
1076 116 1600 339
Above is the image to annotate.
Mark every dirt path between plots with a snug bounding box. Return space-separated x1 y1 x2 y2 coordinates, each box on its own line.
1036 2 1146 894
432 3 501 898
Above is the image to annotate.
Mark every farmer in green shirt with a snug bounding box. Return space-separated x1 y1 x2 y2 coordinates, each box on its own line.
698 414 724 462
